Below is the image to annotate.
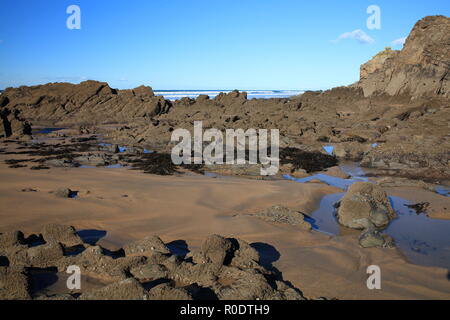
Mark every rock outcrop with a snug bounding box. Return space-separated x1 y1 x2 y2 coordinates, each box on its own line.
1 80 172 124
355 16 450 99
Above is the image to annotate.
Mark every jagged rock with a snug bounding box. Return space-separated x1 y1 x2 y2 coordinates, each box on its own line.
148 283 193 300
275 280 305 300
26 243 64 268
56 246 146 280
355 16 450 98
107 256 148 279
0 267 31 300
360 47 398 80
164 260 219 287
35 294 76 300
41 224 83 247
2 80 171 124
123 235 170 256
0 226 312 300
0 231 25 249
0 107 32 138
215 268 283 300
336 182 396 229
132 85 154 97
229 238 260 269
130 263 169 280
215 90 247 105
80 278 149 300
201 235 233 265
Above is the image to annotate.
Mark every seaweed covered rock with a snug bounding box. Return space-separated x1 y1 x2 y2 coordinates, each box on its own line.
280 147 338 173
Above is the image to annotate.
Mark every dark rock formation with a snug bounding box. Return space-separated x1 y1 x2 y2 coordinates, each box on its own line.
41 224 83 247
1 80 171 124
0 224 306 300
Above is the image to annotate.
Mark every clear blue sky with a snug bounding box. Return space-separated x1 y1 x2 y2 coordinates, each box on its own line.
0 0 448 90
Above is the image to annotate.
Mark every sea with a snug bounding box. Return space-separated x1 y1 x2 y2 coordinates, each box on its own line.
153 89 304 101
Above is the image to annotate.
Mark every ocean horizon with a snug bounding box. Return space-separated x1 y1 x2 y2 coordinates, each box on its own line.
154 89 305 100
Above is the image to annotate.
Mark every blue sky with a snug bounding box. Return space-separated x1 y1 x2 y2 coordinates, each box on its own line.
0 0 449 90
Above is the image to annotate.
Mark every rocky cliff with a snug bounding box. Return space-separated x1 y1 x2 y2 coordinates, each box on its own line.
355 15 450 99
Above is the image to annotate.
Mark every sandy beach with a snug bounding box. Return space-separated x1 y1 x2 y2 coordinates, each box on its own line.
1 151 449 299
1 5 449 303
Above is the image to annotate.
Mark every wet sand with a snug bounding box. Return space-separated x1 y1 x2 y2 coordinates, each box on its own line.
1 161 449 300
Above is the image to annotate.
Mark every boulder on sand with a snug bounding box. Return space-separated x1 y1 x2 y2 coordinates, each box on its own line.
336 182 396 229
41 224 83 247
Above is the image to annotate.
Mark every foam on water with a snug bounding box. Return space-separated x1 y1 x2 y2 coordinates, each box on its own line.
154 89 304 101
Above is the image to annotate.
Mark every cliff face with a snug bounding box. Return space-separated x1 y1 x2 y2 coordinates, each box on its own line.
356 15 450 99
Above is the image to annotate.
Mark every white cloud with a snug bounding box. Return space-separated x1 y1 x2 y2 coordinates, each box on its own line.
333 29 375 45
391 37 407 47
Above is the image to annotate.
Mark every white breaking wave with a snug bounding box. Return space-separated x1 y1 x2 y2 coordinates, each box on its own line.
154 90 304 100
